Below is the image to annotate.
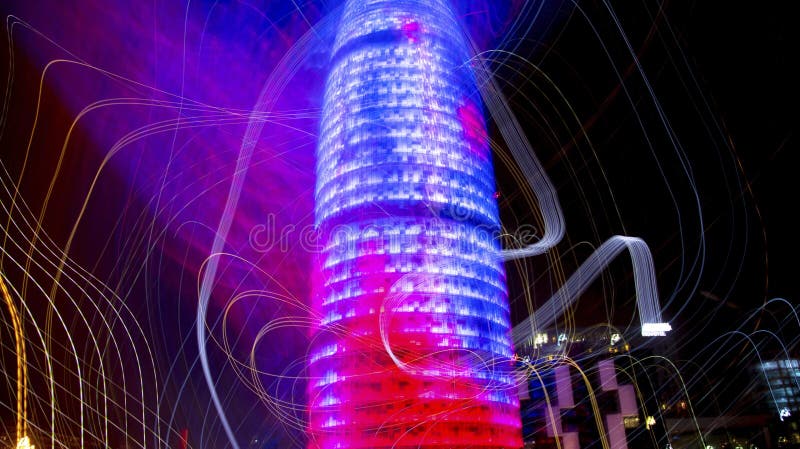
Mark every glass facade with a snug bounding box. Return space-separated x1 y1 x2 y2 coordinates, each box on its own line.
761 359 800 417
307 0 521 447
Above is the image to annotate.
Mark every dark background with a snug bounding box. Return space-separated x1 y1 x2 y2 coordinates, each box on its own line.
496 0 797 417
495 0 796 332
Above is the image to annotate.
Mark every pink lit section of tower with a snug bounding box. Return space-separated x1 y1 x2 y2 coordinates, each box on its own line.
307 0 522 447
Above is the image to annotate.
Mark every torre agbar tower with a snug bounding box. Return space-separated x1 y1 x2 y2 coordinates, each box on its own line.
308 0 522 447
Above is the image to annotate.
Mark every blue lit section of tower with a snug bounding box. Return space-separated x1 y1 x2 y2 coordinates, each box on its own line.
308 0 522 447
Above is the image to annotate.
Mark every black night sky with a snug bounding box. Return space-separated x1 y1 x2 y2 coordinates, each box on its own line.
496 0 796 330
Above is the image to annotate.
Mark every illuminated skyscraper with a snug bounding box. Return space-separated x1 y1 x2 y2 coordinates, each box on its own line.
308 0 521 447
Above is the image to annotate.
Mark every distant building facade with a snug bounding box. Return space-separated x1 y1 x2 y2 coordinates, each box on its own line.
516 328 646 449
